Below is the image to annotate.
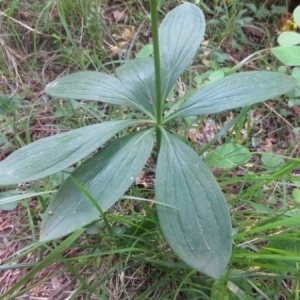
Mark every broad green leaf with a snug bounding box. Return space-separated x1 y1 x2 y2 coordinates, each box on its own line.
261 152 284 168
40 129 153 242
0 120 137 185
294 6 300 27
159 3 205 99
206 143 252 169
208 69 225 82
278 32 300 46
0 198 17 209
171 71 296 118
156 131 232 279
292 67 300 87
116 58 155 113
136 44 153 58
272 46 300 66
45 71 152 115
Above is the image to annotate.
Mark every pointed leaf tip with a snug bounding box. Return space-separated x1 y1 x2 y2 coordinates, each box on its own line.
156 131 232 278
173 71 296 118
0 120 138 186
45 71 152 114
40 129 153 242
159 3 205 98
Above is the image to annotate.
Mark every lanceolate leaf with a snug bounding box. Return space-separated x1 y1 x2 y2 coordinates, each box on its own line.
0 120 137 186
45 71 152 116
40 129 153 242
171 71 296 119
159 3 205 99
156 131 232 279
116 58 156 113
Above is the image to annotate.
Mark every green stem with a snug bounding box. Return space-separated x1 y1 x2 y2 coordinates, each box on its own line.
150 0 162 152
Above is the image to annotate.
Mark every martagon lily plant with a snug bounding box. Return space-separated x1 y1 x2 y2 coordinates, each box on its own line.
0 2 296 279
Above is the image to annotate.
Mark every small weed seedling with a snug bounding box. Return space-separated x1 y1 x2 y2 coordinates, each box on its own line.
272 5 300 67
272 6 300 119
0 2 296 279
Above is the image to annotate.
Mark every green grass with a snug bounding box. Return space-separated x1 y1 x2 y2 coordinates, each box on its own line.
1 0 300 299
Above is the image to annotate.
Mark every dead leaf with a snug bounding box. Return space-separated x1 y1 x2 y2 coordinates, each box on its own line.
280 13 298 31
110 45 119 57
243 24 264 39
117 41 128 49
122 26 135 41
293 105 300 117
261 138 273 152
187 128 202 142
110 26 135 56
135 170 147 187
112 10 127 24
51 276 61 290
